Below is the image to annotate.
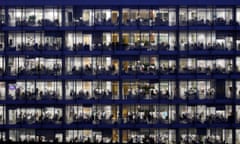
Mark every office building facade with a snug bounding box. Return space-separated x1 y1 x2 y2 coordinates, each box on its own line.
0 0 240 143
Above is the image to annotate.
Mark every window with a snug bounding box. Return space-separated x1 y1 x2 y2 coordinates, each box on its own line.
179 8 187 26
0 8 5 25
25 8 43 26
160 81 176 99
36 81 62 100
159 32 176 50
44 7 62 26
122 9 138 26
138 9 150 26
214 8 233 25
179 58 196 73
237 8 240 25
82 9 94 26
94 9 112 26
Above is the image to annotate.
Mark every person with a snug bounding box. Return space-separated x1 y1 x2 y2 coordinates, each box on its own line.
71 66 76 73
102 110 106 120
70 89 76 98
228 86 232 98
109 64 116 74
